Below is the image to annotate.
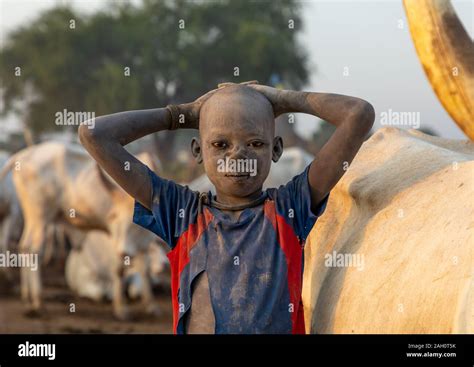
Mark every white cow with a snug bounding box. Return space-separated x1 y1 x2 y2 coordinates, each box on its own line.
303 127 474 334
0 142 160 319
65 230 168 314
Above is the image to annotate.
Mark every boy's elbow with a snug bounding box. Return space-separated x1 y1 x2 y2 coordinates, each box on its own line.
355 101 375 132
78 122 100 148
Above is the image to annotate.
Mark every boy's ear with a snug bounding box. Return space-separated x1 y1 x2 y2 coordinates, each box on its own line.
272 136 283 163
191 137 203 164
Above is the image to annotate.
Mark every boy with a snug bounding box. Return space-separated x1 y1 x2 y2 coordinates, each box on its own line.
79 81 374 334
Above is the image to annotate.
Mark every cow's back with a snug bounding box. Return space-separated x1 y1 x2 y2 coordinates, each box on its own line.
303 127 474 334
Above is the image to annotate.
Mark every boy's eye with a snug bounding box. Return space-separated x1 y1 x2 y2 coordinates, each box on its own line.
212 141 227 149
249 141 264 148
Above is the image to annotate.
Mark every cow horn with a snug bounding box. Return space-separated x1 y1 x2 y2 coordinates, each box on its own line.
403 0 474 140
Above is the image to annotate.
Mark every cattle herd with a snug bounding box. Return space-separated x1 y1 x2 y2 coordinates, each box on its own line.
0 140 170 324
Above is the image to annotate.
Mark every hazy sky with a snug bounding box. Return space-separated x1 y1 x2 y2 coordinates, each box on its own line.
0 0 472 139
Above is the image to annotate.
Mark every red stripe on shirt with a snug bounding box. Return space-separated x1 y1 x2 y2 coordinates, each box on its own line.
167 207 214 334
264 200 306 334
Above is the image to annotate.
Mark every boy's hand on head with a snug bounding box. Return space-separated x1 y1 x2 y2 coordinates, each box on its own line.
170 88 220 130
172 81 259 129
245 84 289 118
217 80 287 117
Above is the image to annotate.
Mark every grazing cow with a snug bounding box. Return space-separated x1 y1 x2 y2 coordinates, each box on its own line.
0 142 160 319
1 151 71 283
65 230 168 314
303 127 474 334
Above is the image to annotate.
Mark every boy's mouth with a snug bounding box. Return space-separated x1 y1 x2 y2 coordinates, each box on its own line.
224 173 251 181
225 173 249 177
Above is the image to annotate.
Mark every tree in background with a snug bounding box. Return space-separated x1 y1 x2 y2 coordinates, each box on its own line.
0 0 309 175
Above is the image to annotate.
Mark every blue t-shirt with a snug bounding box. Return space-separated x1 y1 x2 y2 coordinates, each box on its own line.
133 165 329 334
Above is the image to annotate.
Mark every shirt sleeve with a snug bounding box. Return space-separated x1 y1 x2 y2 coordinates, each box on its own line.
132 165 200 249
272 164 330 242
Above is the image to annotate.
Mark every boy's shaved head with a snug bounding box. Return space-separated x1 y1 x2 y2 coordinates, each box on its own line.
191 84 283 205
199 85 275 138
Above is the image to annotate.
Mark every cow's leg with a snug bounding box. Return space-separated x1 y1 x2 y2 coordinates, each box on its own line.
11 204 24 250
55 224 67 263
0 215 10 253
20 265 29 302
19 226 33 303
2 206 24 282
136 251 160 317
42 224 55 266
1 216 13 282
112 253 130 321
27 225 46 314
28 258 42 313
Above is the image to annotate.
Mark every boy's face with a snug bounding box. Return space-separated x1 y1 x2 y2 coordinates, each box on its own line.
192 85 283 202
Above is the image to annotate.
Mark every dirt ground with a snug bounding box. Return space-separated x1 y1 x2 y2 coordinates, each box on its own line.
0 265 173 334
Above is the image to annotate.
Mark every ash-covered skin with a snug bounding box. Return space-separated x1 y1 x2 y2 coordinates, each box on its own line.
191 85 283 207
186 85 283 333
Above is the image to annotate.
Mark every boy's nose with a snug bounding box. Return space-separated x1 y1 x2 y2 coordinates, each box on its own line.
228 145 248 159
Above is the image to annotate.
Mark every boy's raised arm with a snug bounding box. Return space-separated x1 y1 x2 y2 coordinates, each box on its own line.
79 108 172 210
78 88 219 210
248 84 375 212
300 92 375 211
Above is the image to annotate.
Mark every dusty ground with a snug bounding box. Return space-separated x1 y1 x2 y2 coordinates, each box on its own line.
0 265 173 334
